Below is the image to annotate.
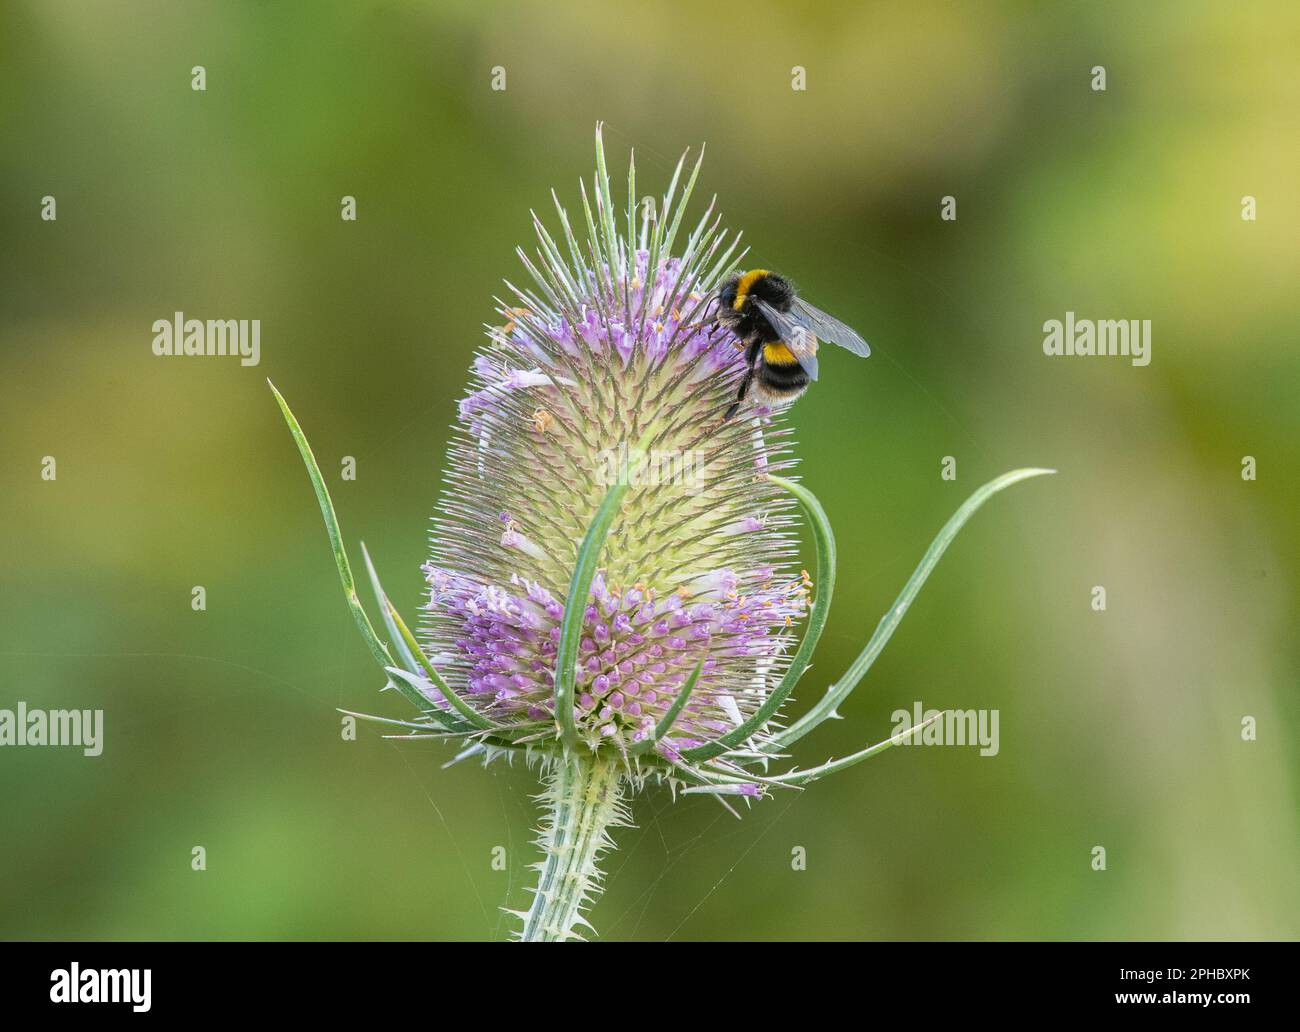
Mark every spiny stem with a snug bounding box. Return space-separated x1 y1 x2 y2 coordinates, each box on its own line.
517 754 626 942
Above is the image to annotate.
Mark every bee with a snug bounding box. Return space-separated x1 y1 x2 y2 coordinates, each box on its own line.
715 269 871 419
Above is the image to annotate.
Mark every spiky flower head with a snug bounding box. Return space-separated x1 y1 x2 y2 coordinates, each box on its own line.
420 125 808 781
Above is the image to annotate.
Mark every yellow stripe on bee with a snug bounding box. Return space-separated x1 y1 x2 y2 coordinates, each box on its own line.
732 268 770 310
763 342 798 365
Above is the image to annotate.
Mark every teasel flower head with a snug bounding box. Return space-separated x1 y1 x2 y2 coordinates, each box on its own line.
270 124 1054 941
423 130 807 772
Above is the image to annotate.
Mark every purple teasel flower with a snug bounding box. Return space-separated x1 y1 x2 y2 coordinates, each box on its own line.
271 125 1053 941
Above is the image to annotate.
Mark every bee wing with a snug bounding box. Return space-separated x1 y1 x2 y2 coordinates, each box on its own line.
792 298 871 358
752 298 821 380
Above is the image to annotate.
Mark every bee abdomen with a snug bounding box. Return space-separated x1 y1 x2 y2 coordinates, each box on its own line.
756 359 809 400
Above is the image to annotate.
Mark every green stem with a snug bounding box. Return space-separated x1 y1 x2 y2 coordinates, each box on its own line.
517 754 625 942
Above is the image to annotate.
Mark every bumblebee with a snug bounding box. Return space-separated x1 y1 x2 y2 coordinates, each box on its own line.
715 269 871 419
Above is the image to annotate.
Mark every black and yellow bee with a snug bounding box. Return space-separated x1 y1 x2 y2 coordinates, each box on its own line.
715 269 871 419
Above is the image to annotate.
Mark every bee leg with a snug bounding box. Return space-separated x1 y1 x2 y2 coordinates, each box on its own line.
677 295 721 336
724 343 760 420
724 373 752 420
681 298 725 336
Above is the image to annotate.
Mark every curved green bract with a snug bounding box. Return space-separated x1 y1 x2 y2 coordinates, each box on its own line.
361 542 419 674
769 710 946 785
382 667 469 731
270 381 394 674
271 381 468 733
384 667 477 733
682 475 835 762
771 467 1056 750
383 597 495 731
553 434 655 753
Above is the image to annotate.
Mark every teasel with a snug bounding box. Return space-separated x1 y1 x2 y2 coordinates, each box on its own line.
271 125 1053 942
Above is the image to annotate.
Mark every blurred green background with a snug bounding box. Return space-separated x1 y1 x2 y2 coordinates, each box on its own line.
2 0 1296 941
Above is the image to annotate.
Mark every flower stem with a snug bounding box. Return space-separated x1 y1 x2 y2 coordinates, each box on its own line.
518 754 626 942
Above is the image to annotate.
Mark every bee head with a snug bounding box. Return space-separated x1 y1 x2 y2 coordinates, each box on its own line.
717 273 740 312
